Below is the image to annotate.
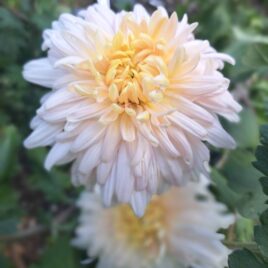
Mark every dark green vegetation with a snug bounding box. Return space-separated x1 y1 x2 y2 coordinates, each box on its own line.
0 0 268 267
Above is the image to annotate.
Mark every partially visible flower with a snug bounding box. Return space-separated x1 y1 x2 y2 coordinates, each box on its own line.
23 0 241 216
72 179 234 268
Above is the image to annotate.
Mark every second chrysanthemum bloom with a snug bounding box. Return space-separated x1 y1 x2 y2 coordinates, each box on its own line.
23 1 241 216
72 180 234 268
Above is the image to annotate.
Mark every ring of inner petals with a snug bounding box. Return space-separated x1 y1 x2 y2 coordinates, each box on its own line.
113 198 166 254
74 22 171 111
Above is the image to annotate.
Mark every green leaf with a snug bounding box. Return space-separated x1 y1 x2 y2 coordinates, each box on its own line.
224 108 259 148
260 210 268 226
254 225 268 258
29 169 74 203
233 27 268 45
236 190 267 219
254 210 268 260
227 28 268 79
0 185 20 218
251 80 268 122
0 254 12 268
26 148 47 170
0 218 18 236
0 7 23 30
30 236 81 268
260 125 268 145
222 149 267 218
223 150 262 193
0 7 27 65
254 125 268 196
235 217 254 242
260 177 268 195
243 44 268 69
0 125 20 181
211 169 240 208
251 124 268 262
228 249 267 268
113 0 133 11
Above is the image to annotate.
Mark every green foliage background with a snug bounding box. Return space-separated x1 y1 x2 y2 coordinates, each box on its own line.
0 0 268 267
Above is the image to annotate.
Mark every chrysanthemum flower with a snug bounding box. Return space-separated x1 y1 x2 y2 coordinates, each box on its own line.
72 179 234 268
23 0 241 216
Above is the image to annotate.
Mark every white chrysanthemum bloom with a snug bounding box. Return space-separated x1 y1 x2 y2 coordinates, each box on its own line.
23 0 241 216
72 179 234 268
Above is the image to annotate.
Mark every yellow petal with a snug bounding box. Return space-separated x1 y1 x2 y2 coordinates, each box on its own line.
108 83 119 102
136 111 150 122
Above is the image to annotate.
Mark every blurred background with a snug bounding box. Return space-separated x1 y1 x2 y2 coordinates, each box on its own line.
0 0 268 267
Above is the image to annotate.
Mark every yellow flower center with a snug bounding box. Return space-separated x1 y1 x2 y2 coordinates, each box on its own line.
112 197 166 257
104 31 169 106
73 15 174 118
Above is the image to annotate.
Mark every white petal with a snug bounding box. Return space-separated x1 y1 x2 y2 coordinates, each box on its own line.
44 88 80 110
153 127 180 157
170 95 214 125
146 154 159 193
24 122 62 148
115 144 134 202
99 109 119 124
188 136 210 176
71 123 106 153
30 116 42 129
168 126 193 165
130 191 149 217
39 102 85 123
120 114 136 142
135 122 159 146
102 163 116 206
23 58 62 88
101 122 121 162
170 236 223 267
171 77 229 97
96 162 113 184
82 4 114 35
97 0 110 8
78 143 102 174
206 118 236 149
67 103 110 122
135 175 148 191
166 158 184 185
128 133 145 166
168 111 207 139
71 160 84 186
133 4 150 23
45 142 71 170
54 56 84 68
